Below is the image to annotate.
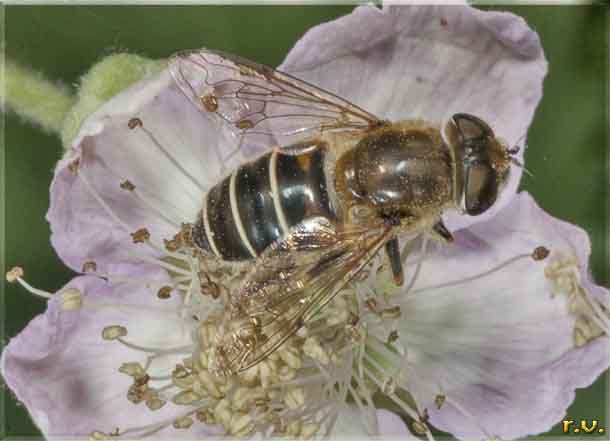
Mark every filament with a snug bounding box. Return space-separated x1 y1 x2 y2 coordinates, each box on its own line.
410 252 532 296
116 337 192 355
404 236 429 295
139 125 205 194
14 276 53 300
444 394 495 440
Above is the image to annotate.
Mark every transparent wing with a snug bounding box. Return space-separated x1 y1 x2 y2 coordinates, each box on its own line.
169 49 385 151
213 217 391 374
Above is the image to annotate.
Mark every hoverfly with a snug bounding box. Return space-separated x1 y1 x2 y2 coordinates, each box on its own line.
169 49 517 375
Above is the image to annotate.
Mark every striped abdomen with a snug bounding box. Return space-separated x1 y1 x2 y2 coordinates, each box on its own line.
193 143 335 261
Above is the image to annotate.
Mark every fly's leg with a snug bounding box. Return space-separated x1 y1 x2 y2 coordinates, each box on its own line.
431 219 454 243
385 237 404 286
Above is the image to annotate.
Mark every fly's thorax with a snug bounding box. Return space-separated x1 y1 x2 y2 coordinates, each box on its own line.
334 121 454 221
444 114 511 216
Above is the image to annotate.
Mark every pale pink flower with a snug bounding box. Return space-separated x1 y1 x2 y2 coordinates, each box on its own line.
3 5 608 441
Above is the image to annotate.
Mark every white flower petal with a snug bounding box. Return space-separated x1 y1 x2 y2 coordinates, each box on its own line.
48 70 242 274
334 406 415 440
1 267 220 439
387 192 609 440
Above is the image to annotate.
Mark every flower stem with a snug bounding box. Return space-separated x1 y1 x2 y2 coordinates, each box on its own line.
3 60 75 134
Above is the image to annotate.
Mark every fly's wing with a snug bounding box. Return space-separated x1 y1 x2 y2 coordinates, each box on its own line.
213 217 391 374
169 49 384 152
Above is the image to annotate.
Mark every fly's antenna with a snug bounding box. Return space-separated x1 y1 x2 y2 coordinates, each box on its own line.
506 131 533 177
508 131 528 156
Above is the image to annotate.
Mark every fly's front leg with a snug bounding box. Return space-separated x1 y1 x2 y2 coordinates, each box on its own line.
385 238 404 286
430 219 454 244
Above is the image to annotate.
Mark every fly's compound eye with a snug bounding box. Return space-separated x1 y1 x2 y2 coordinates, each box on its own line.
464 160 498 215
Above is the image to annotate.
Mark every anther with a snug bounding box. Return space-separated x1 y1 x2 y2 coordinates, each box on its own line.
68 158 80 173
380 306 401 320
412 420 428 435
119 362 146 377
120 180 136 191
180 223 194 247
532 246 550 261
382 377 396 394
82 261 97 273
146 396 166 411
196 408 215 424
284 387 305 410
230 413 255 436
89 431 111 441
364 297 378 313
419 408 430 424
6 266 24 283
102 325 128 340
435 394 446 409
157 286 173 299
6 266 53 299
164 237 181 252
173 416 194 430
61 288 82 311
172 390 203 405
131 228 151 244
128 117 143 129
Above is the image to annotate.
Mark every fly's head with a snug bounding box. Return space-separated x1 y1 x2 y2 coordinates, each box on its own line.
445 113 513 216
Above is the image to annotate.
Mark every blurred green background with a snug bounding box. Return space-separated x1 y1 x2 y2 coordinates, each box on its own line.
2 4 608 439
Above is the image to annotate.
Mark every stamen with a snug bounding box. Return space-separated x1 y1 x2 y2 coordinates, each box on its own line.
78 168 187 261
444 394 495 440
102 325 128 340
82 261 97 273
124 250 191 276
116 337 192 355
581 292 610 335
6 267 53 300
410 252 533 296
133 121 205 193
61 288 83 311
157 286 173 299
131 228 151 244
361 364 434 440
120 180 181 229
404 236 429 295
97 156 192 223
112 408 201 438
350 373 378 434
78 169 136 234
86 271 181 291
